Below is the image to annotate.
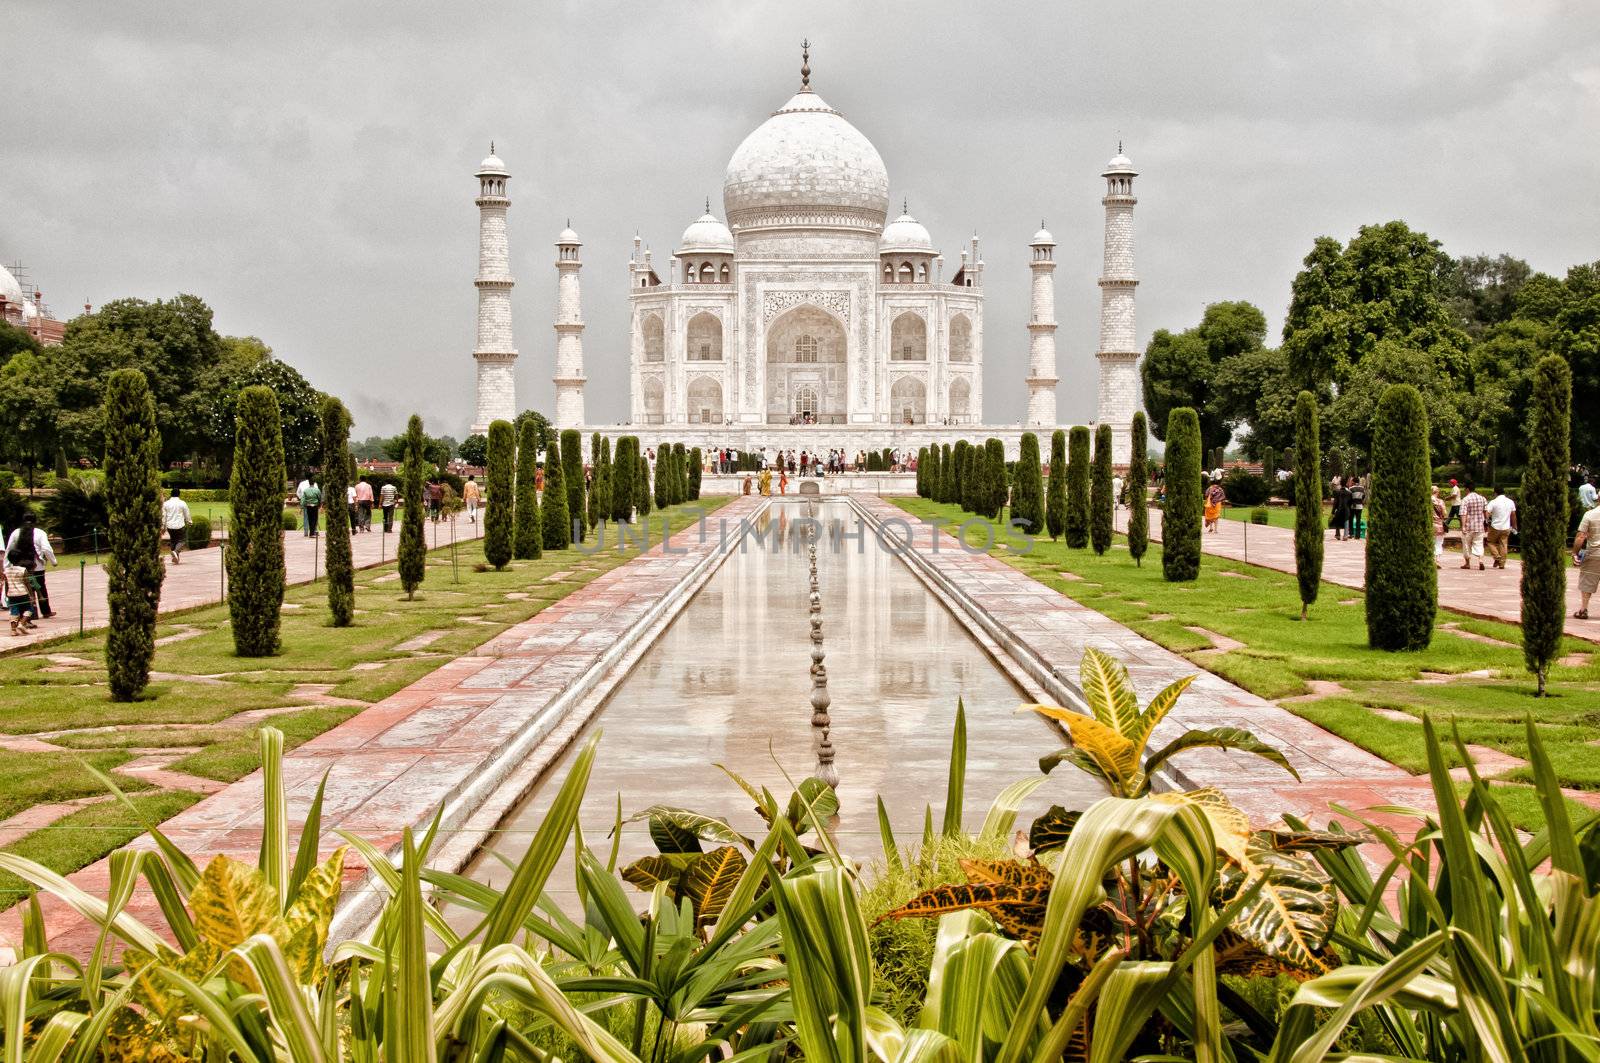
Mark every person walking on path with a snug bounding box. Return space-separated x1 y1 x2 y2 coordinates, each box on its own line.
295 474 313 535
4 546 41 635
1446 479 1462 530
1574 503 1600 619
299 477 321 537
161 488 191 565
426 480 443 523
1484 487 1517 569
1459 480 1487 570
1331 477 1352 541
1431 485 1448 567
1580 474 1598 511
1204 480 1226 533
463 475 481 523
5 513 56 618
379 480 397 533
354 478 374 532
1348 476 1368 540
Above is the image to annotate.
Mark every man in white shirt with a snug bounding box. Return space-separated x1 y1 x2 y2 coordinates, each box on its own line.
1484 489 1517 569
295 476 313 535
5 513 57 617
161 488 192 564
1112 474 1124 510
1580 475 1598 511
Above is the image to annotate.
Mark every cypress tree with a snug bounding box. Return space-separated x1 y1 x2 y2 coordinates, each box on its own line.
595 436 613 518
397 414 427 599
1262 446 1275 481
984 439 1006 519
916 447 928 497
1162 407 1203 582
542 432 571 551
961 443 980 513
636 453 652 519
1293 392 1323 619
512 417 541 560
228 386 287 654
587 432 603 529
319 396 354 626
561 428 585 541
952 440 969 510
1521 355 1570 694
654 444 669 510
485 419 516 569
673 443 689 504
1012 433 1044 534
103 369 164 700
933 444 947 503
1046 429 1067 541
1127 413 1149 566
1090 423 1114 555
924 445 939 501
1064 426 1090 548
689 447 703 500
611 436 634 522
1365 384 1435 651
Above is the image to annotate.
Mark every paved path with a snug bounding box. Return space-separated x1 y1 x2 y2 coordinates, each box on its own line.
2 499 762 957
1116 507 1599 644
5 516 484 651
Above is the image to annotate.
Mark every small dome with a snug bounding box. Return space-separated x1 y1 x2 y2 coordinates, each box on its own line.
678 212 735 253
1103 151 1136 176
879 211 933 253
0 263 22 308
556 226 581 245
1031 225 1055 245
477 152 508 176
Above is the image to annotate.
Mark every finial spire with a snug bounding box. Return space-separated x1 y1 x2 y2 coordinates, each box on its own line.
903 197 908 215
490 140 495 155
800 39 811 91
705 195 711 214
1118 138 1123 153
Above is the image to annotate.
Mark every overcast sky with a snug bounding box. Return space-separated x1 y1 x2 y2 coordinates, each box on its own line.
4 1 1597 438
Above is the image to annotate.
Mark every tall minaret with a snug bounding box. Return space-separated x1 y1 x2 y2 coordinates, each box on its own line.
471 145 517 435
1025 223 1058 426
1096 146 1141 464
553 224 587 429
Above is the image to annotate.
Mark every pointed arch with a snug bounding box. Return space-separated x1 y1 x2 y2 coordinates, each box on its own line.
948 313 973 362
687 312 722 361
948 376 972 423
642 313 665 362
890 312 927 361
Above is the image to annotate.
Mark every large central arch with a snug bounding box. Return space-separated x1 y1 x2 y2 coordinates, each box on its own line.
765 304 847 424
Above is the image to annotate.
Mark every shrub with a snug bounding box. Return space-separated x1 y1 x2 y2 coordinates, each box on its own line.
1293 391 1324 619
673 442 689 506
1251 506 1270 525
185 515 213 549
635 452 651 519
587 433 603 528
984 438 1006 519
541 432 571 551
916 446 928 497
937 443 951 504
227 386 287 656
923 445 939 502
1521 355 1570 694
397 414 427 599
593 435 613 520
484 419 515 569
512 416 544 560
951 440 969 511
39 476 108 552
319 396 354 627
103 369 164 701
1127 412 1149 566
1162 407 1202 582
1011 433 1044 534
654 442 670 510
611 436 635 522
1090 423 1113 554
561 429 586 540
1064 426 1090 548
1221 468 1271 507
1366 384 1435 650
961 443 980 513
1046 430 1066 541
281 509 299 531
689 446 703 500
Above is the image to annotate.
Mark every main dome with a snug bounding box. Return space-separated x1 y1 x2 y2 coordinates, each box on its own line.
722 89 889 236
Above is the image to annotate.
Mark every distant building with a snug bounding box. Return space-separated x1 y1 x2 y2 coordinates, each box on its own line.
0 262 71 346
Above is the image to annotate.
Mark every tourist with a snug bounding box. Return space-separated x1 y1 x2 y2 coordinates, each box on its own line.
1348 476 1367 540
758 468 771 496
1580 474 1598 511
1430 485 1448 566
379 480 397 533
1446 479 1462 530
779 469 789 495
463 475 481 523
4 513 55 618
346 482 358 532
1458 479 1487 570
1484 487 1517 569
4 546 40 635
354 477 374 532
301 477 321 537
741 474 752 496
426 480 443 522
295 474 314 535
1574 501 1600 619
1113 473 1124 510
161 488 191 564
1331 477 1352 541
1203 480 1226 533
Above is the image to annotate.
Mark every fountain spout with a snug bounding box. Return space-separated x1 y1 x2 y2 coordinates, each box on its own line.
807 521 839 789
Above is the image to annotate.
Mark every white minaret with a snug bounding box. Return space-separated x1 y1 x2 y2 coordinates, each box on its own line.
553 224 587 429
1096 146 1141 464
471 145 517 435
1025 223 1058 426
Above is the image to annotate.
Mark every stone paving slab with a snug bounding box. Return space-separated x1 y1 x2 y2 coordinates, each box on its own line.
3 498 764 958
1118 506 1599 644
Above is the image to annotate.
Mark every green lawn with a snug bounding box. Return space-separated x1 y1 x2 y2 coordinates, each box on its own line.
894 498 1600 832
1218 504 1299 529
0 500 727 908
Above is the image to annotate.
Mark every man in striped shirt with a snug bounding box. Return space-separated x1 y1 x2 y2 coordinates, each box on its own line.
1458 479 1487 571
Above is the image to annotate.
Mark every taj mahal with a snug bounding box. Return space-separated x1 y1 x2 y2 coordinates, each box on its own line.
470 46 1144 464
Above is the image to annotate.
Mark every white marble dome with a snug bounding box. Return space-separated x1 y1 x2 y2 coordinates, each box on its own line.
1103 151 1136 175
879 211 933 253
1031 225 1055 245
722 90 889 233
678 212 735 253
557 226 581 245
0 263 22 308
477 152 508 175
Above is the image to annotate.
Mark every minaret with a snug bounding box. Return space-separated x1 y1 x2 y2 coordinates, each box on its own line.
471 145 517 435
1096 146 1141 464
553 224 587 429
1025 223 1058 426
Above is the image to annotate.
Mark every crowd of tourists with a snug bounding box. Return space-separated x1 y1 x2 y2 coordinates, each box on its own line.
704 447 916 476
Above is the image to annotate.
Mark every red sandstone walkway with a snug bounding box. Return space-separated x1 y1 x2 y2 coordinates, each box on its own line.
1116 506 1599 644
4 516 483 651
2 498 763 956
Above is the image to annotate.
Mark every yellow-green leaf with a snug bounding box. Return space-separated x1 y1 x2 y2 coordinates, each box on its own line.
280 845 345 984
1078 647 1140 738
189 854 282 952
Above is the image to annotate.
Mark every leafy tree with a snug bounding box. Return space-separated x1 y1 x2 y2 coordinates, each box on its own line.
1011 433 1044 534
1443 253 1533 336
1127 413 1149 566
610 436 635 523
0 318 42 368
458 433 489 468
319 396 354 626
0 352 61 491
1293 391 1324 620
923 445 939 502
594 436 613 520
1162 408 1202 582
1211 345 1312 459
380 427 451 471
561 429 585 540
484 420 515 569
1142 301 1267 456
541 434 571 550
1365 385 1436 650
1064 426 1090 548
689 446 702 500
1046 430 1066 541
227 386 287 655
1326 338 1465 464
635 453 652 520
1521 356 1570 694
1090 424 1113 554
513 409 552 455
102 369 164 700
196 358 324 477
397 414 427 600
962 443 982 514
513 418 542 560
1551 289 1600 463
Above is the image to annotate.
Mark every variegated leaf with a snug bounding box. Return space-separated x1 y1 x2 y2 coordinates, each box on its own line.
1027 706 1140 792
1219 836 1338 973
620 853 697 893
1028 805 1083 854
280 845 345 984
681 845 747 926
1153 787 1252 867
1078 647 1140 738
880 882 1052 942
1145 726 1299 784
1259 827 1369 852
1214 930 1318 981
785 776 841 832
959 858 1054 890
1128 672 1197 750
189 855 281 952
623 805 750 853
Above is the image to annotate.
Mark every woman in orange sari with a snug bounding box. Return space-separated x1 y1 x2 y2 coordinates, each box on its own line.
1203 480 1226 533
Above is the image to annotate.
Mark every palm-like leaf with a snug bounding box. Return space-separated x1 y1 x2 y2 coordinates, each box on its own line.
1127 673 1197 751
1144 726 1299 786
1025 706 1139 794
1078 647 1140 737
